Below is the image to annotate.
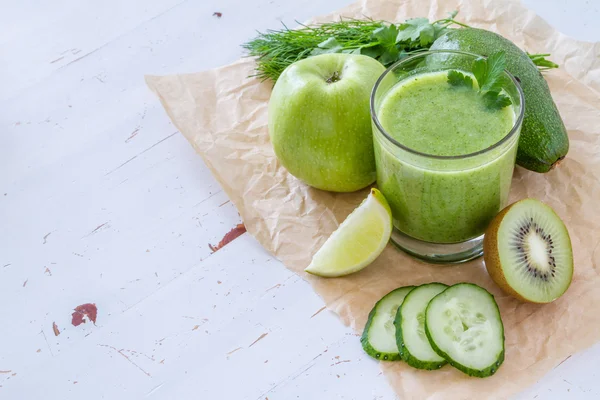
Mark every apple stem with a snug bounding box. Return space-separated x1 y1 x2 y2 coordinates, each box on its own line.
326 71 341 84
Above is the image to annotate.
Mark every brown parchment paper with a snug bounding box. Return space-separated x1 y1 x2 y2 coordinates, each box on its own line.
146 0 600 398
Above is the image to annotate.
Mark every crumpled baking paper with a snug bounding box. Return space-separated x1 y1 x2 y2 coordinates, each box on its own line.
146 0 600 397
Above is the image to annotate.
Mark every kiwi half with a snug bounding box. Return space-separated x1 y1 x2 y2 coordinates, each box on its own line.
484 198 573 303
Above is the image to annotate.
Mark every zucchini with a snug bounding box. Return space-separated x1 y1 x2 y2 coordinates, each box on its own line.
361 286 414 361
395 283 448 370
425 283 505 377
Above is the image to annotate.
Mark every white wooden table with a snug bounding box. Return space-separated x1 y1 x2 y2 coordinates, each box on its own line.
1 0 599 398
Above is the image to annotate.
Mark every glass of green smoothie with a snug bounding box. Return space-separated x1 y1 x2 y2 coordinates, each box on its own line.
370 50 524 263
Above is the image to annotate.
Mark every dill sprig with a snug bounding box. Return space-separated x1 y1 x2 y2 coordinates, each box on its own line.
242 19 389 81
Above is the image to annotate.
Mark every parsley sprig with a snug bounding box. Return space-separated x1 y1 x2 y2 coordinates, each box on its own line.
447 51 513 110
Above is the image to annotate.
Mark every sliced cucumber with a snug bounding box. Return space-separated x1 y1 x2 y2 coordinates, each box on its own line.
361 286 414 361
425 283 505 378
395 283 448 370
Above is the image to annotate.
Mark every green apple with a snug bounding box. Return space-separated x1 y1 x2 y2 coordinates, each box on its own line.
268 53 386 192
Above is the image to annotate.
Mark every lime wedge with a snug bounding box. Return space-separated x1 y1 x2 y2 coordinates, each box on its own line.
305 188 392 277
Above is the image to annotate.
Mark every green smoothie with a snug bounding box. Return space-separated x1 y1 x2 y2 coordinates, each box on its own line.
374 71 519 243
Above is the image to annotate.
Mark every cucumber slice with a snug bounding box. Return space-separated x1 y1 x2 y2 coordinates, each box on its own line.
361 286 414 361
395 283 448 370
425 283 505 378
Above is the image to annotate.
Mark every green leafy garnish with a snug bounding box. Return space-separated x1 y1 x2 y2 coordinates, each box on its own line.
243 13 558 82
447 70 473 89
310 37 343 55
396 18 436 46
448 51 512 110
372 24 400 65
482 91 513 110
472 51 506 92
243 13 467 81
527 53 559 71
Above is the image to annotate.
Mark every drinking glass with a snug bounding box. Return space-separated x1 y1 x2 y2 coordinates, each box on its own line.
370 50 525 263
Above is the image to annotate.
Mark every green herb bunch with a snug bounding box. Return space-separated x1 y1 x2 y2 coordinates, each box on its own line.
243 12 466 81
447 51 513 110
243 12 557 82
